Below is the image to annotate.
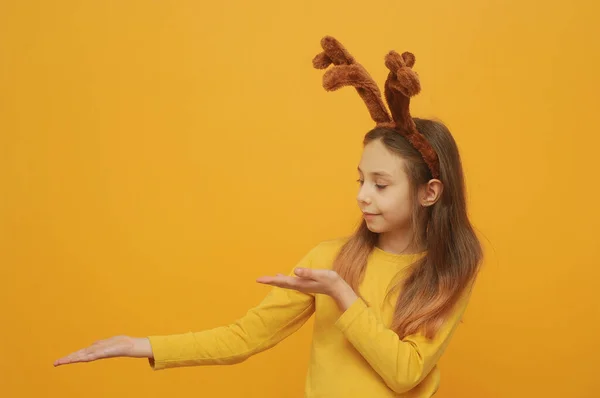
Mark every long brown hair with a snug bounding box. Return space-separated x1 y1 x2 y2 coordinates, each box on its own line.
333 119 482 339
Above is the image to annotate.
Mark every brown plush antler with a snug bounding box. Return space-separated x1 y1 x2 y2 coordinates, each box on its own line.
384 51 440 179
313 37 441 180
312 36 392 125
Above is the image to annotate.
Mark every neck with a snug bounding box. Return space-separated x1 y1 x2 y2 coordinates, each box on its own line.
377 227 424 255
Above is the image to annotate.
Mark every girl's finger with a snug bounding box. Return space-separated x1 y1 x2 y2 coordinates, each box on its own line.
294 268 314 278
55 344 101 366
256 274 292 284
256 276 275 284
257 275 291 287
54 352 81 366
66 349 91 364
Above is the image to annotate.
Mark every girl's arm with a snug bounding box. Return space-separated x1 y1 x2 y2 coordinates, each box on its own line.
332 281 474 394
54 245 321 369
147 269 316 370
260 270 473 395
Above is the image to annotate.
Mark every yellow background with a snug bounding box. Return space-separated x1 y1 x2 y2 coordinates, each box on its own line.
2 1 599 397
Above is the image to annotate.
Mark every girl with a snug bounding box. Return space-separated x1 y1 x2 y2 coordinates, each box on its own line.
54 37 482 397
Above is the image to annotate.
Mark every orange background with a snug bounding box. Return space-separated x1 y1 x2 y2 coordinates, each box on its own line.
2 1 599 397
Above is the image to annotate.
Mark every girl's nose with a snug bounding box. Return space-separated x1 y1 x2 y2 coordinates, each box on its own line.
357 190 372 205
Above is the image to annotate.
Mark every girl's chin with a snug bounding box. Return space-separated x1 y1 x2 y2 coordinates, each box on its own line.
364 219 386 233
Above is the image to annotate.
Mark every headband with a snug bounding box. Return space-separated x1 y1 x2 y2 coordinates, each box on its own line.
312 36 440 179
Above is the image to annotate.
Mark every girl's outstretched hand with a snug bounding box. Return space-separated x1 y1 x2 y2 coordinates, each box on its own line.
257 268 341 295
256 268 359 311
53 335 153 367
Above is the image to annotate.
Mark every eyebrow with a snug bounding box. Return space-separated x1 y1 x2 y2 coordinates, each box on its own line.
357 167 393 178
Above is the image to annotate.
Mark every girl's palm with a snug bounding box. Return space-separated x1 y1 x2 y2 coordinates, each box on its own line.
53 335 151 367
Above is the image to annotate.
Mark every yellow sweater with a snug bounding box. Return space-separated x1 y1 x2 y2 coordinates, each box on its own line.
147 238 473 397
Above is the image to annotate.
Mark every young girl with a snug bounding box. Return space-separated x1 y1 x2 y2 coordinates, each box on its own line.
54 37 482 397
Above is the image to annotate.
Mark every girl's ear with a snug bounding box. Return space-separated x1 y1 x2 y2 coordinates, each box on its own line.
419 179 443 207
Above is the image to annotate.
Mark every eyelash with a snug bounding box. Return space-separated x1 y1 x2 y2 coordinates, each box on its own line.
356 179 387 190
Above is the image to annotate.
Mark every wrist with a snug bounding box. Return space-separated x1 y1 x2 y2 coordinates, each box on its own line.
133 337 154 358
332 277 358 311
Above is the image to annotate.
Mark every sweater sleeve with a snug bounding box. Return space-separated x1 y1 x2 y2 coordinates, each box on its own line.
334 285 474 394
147 246 319 370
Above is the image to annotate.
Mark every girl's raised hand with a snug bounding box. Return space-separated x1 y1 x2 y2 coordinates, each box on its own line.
256 268 343 296
256 268 359 311
53 335 153 367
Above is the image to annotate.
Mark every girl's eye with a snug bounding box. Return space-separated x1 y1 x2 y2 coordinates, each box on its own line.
356 179 386 189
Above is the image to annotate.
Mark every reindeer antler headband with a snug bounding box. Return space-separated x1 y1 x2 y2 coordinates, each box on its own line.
312 36 440 179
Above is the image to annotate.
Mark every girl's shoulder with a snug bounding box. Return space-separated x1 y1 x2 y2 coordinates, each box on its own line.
318 235 350 250
306 236 350 268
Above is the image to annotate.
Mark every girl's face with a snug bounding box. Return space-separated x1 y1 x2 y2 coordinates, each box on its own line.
357 139 413 234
